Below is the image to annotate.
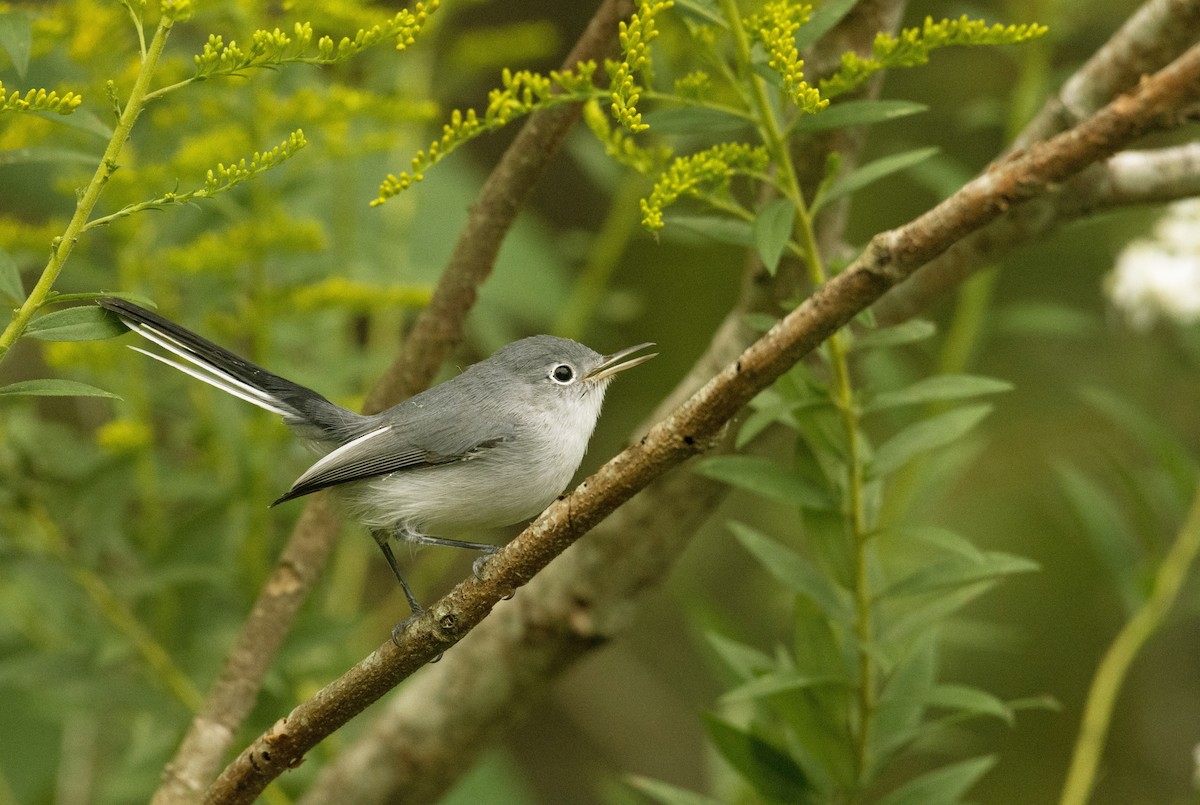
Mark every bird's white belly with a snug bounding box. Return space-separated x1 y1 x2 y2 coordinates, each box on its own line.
341 410 595 536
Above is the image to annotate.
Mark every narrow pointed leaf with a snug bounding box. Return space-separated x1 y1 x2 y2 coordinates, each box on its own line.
0 248 23 304
729 522 849 620
865 375 1012 413
813 147 939 214
721 672 840 703
0 11 32 78
793 0 858 51
672 0 727 28
626 776 723 805
792 99 927 134
705 631 775 681
879 551 1038 600
643 107 749 134
924 684 1014 725
877 755 996 805
0 379 120 399
871 404 993 478
696 456 834 509
663 215 754 248
754 198 796 275
1055 464 1141 612
853 320 936 349
703 714 813 804
24 306 127 341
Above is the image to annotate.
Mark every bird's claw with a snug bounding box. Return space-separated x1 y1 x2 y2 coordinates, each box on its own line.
471 546 501 580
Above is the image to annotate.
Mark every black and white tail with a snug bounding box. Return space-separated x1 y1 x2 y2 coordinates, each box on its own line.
98 298 357 439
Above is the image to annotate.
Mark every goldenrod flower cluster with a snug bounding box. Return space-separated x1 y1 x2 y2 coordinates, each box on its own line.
0 81 82 115
821 15 1049 98
607 0 673 133
640 143 769 231
747 2 826 113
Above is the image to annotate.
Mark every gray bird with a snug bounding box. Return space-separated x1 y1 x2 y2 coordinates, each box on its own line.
98 298 654 633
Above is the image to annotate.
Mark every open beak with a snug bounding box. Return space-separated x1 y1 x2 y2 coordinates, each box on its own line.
585 342 657 382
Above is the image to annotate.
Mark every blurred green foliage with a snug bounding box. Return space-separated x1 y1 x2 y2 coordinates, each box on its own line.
1 0 1199 803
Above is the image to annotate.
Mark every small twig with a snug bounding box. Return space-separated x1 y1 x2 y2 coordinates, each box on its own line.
203 46 1200 803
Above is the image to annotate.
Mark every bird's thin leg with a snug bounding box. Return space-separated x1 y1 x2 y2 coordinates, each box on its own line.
392 527 501 580
393 529 500 554
372 529 422 619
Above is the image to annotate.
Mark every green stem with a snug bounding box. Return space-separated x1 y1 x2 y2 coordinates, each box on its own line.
720 0 874 787
1060 485 1200 805
0 17 174 363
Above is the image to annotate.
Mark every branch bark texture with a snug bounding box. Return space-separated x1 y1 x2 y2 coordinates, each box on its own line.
204 44 1200 804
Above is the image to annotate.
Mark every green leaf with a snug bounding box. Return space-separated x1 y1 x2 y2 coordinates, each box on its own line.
812 147 939 214
793 0 857 52
625 776 723 805
792 99 927 135
879 550 1038 600
0 148 103 167
873 635 937 758
0 248 23 304
721 672 840 704
853 319 936 349
663 215 754 248
705 631 775 681
754 198 796 275
0 379 120 399
871 404 993 478
702 714 813 804
876 755 996 805
0 10 32 79
1055 464 1141 613
642 107 749 134
24 306 128 341
865 375 1013 413
729 522 849 619
924 684 1014 726
883 584 996 646
696 456 834 509
672 0 727 29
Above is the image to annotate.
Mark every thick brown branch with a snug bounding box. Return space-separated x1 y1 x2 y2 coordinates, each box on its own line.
149 3 633 803
203 45 1200 804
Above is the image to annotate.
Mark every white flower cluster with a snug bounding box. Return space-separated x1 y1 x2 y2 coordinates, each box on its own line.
1107 198 1200 330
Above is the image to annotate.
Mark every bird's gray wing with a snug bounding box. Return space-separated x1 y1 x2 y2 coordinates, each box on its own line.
272 420 506 505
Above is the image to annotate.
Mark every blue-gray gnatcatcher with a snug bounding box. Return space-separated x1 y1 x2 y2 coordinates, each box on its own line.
98 298 655 630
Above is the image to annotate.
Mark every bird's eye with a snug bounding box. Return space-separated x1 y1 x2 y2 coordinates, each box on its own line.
551 364 575 384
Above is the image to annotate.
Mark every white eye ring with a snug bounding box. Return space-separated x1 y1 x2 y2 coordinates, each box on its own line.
550 364 575 384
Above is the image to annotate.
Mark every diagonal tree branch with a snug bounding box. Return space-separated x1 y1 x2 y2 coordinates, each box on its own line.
203 43 1200 805
149 2 633 802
